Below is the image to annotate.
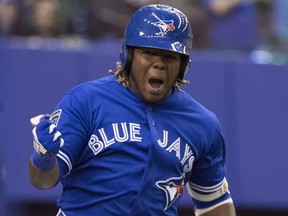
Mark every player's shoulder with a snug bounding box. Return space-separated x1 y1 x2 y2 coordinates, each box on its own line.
58 75 122 107
68 75 120 96
178 90 219 124
75 75 118 89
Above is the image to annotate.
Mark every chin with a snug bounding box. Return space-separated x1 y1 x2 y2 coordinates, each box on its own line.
143 95 165 104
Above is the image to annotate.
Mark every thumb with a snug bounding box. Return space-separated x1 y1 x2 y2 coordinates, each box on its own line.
30 114 50 126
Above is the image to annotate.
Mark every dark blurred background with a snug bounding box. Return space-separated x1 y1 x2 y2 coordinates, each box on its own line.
1 0 288 215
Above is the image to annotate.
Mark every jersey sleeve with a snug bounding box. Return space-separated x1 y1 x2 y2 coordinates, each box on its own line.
53 91 91 177
187 125 232 210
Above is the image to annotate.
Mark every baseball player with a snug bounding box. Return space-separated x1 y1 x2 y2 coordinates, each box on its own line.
29 4 236 216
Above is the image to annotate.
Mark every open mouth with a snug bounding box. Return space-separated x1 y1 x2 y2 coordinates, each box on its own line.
148 78 164 89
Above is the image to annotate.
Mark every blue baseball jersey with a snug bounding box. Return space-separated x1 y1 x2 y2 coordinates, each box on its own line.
51 75 231 215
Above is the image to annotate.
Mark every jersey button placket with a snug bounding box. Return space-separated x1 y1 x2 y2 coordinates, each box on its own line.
146 106 155 171
148 161 153 168
147 106 156 126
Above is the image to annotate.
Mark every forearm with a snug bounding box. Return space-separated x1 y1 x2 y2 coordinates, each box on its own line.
29 158 60 189
29 114 63 189
209 0 242 15
198 202 236 216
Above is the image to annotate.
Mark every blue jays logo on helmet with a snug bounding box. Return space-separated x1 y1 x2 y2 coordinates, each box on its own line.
120 4 193 71
150 14 175 36
156 174 185 210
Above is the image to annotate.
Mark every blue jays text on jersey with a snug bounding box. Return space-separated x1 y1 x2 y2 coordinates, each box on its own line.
51 75 231 215
88 123 194 173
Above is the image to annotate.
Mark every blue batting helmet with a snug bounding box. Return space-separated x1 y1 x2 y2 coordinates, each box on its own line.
120 4 193 79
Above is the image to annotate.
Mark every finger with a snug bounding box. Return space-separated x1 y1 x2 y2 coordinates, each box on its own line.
53 131 62 142
33 138 47 155
32 127 39 142
60 138 64 147
49 124 57 134
30 114 50 126
30 115 45 126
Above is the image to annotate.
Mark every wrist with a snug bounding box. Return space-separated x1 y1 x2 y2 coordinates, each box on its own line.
31 150 56 172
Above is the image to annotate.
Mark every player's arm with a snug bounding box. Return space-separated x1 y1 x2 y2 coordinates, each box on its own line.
190 123 236 216
28 114 64 189
189 180 236 216
207 0 242 16
197 202 236 216
29 158 60 189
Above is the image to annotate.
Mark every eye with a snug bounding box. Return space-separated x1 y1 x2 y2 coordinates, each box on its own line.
139 49 180 61
143 50 156 56
165 54 178 60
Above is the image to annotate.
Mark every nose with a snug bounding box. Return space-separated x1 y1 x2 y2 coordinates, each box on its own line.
152 56 166 70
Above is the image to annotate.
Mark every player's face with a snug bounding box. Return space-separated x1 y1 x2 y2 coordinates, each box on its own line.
129 47 181 103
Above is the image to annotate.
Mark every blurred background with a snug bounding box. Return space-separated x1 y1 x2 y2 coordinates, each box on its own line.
0 0 288 215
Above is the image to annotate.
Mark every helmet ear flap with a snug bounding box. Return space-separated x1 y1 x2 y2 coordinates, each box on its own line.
120 45 133 74
178 55 190 80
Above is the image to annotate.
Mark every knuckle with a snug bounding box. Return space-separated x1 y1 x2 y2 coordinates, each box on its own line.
53 131 62 142
49 124 57 134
